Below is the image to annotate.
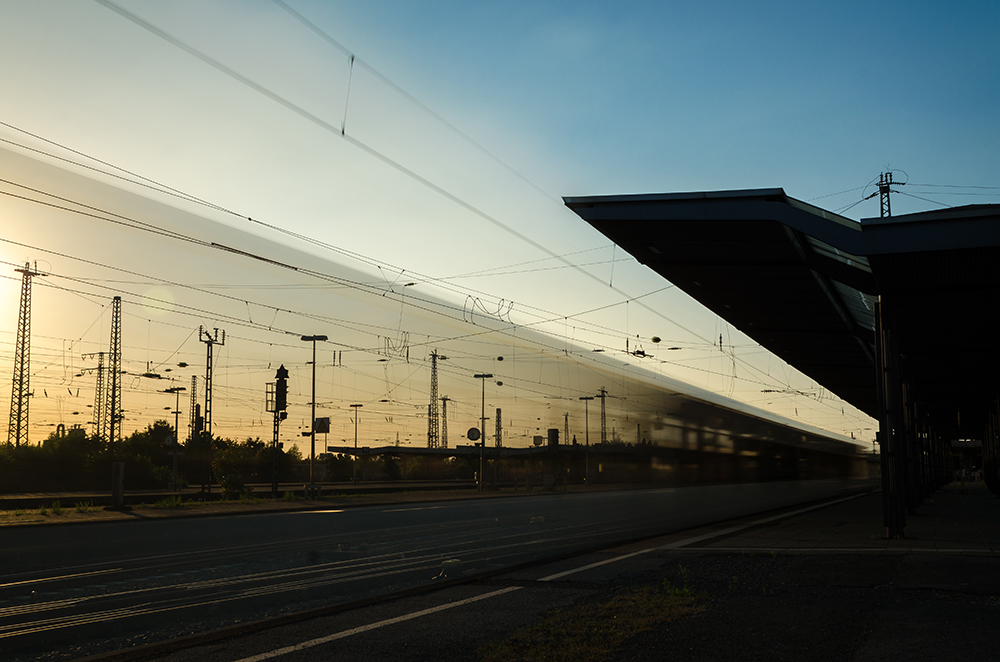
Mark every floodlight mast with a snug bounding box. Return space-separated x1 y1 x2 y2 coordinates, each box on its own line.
350 403 363 482
301 334 328 496
580 396 594 484
474 374 493 491
162 386 186 491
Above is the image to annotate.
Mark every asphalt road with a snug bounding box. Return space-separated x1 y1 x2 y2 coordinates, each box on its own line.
139 486 1000 662
0 479 869 660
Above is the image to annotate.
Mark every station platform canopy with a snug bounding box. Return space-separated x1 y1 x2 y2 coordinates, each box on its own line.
565 188 1000 444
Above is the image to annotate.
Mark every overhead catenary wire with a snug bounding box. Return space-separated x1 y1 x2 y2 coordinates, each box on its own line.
341 54 355 135
90 0 721 350
821 173 1000 218
903 191 1000 197
0 126 680 349
0 219 869 437
0 245 692 401
3 261 861 433
808 185 866 202
268 0 562 208
895 190 952 209
833 197 867 215
0 149 706 354
908 182 1000 190
0 7 871 435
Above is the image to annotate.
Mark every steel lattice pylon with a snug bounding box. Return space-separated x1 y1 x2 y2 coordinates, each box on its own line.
92 352 106 442
440 396 450 449
7 263 43 446
106 296 123 447
199 327 225 437
427 350 446 448
879 172 894 218
188 375 197 442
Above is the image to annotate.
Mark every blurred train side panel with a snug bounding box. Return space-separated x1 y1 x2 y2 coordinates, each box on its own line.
353 393 878 497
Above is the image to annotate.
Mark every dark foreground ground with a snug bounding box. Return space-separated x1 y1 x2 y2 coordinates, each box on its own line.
96 481 998 662
605 481 1000 661
607 550 998 661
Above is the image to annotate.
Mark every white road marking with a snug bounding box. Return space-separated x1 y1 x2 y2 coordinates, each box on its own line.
230 586 523 662
539 492 869 581
538 548 656 582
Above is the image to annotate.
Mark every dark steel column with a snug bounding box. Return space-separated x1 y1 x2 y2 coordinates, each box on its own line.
984 412 991 493
875 299 906 537
900 382 919 512
928 423 942 493
988 401 1000 495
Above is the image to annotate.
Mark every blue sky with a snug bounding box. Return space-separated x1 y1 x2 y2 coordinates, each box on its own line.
310 0 999 204
0 0 997 449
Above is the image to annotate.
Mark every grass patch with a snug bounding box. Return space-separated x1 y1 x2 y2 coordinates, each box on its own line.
478 584 704 662
74 501 96 514
663 564 693 596
151 495 185 509
51 501 63 515
38 504 49 516
282 491 297 501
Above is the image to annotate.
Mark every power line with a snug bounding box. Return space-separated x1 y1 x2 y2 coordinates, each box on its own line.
895 190 952 209
0 17 866 432
0 186 497 337
91 0 720 349
28 274 827 426
269 0 561 207
0 130 227 214
443 258 628 279
0 241 668 407
0 125 675 347
905 190 1000 197
2 232 838 419
908 183 1000 190
0 171 693 354
833 198 867 215
440 245 615 279
1 244 699 412
808 185 866 201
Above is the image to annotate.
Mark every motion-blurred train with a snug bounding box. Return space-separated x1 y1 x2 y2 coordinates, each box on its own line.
373 385 878 502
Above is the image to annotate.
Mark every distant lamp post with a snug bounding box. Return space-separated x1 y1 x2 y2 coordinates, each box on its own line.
301 334 328 496
350 403 363 482
579 396 594 485
162 386 186 491
474 373 493 491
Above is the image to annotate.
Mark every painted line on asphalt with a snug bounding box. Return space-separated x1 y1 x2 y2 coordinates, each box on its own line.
539 492 870 582
381 505 448 513
0 567 123 589
288 509 344 515
537 548 657 582
683 546 996 554
229 586 523 662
